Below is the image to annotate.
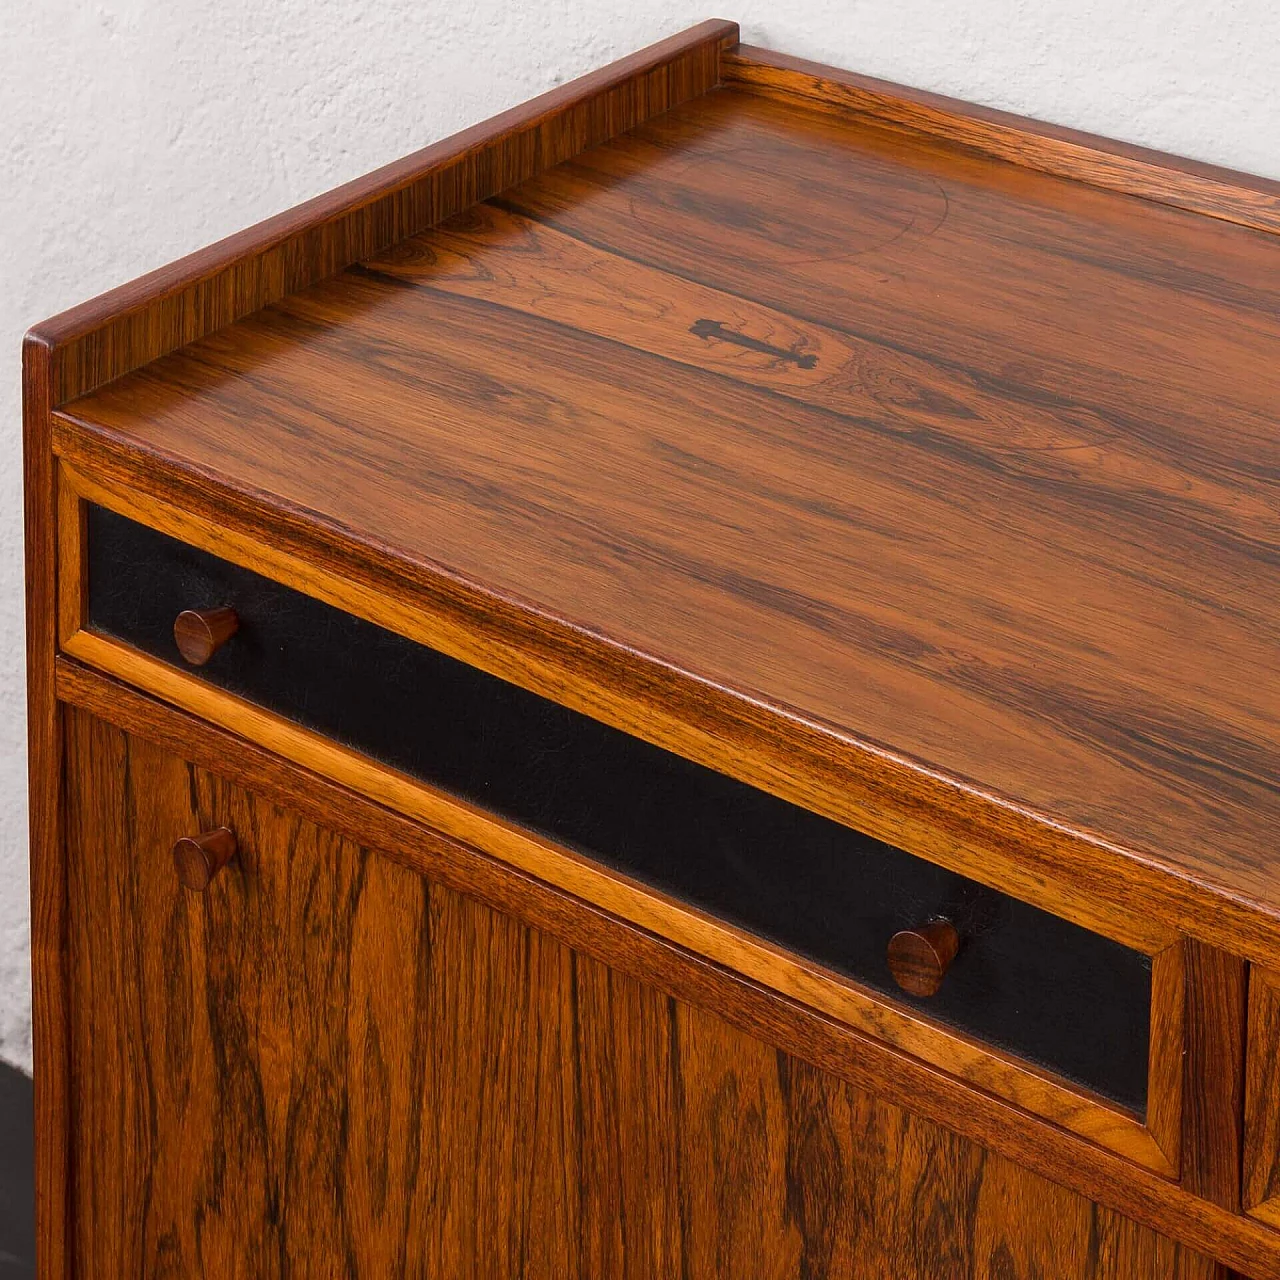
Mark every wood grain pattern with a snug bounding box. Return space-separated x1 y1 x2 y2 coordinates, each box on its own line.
1148 943 1187 1178
52 662 1280 1277
722 45 1280 236
55 468 84 650
52 83 1280 973
60 625 1177 1173
1181 940 1248 1209
27 19 736 406
62 705 1225 1279
23 334 70 1280
1245 967 1280 1228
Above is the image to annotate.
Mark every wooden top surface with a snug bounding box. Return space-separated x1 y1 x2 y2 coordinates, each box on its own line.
57 84 1280 926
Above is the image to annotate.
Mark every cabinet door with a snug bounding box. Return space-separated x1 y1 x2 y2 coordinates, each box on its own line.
1246 966 1280 1228
64 707 1219 1279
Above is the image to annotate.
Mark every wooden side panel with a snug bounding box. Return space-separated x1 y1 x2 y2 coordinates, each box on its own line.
24 336 70 1280
1245 966 1280 1228
1182 940 1249 1209
31 20 736 407
63 707 1223 1278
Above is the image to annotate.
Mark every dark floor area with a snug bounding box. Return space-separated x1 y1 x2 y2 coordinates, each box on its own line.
0 1062 34 1279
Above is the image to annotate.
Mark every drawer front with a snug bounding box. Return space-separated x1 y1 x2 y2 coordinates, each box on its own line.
85 503 1152 1112
64 707 1217 1279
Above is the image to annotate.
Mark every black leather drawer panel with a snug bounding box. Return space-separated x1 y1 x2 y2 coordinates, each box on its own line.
86 505 1153 1112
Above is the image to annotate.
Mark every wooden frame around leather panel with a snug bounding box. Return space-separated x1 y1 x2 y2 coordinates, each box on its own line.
55 459 1186 1178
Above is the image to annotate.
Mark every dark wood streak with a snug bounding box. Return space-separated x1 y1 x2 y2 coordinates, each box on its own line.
689 317 819 367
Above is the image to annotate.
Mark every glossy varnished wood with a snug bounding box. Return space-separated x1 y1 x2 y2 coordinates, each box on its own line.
23 330 69 1280
52 83 1280 971
56 457 1185 963
1179 942 1248 1210
1148 942 1187 1185
172 827 238 892
28 20 736 407
1245 967 1280 1229
51 661 1280 1277
722 46 1280 235
61 706 1224 1279
887 920 960 998
23 27 735 1272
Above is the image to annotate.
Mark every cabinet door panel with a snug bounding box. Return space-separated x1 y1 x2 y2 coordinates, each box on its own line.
64 707 1219 1278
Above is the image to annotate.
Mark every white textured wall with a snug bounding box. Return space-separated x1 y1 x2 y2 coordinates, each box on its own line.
2 0 1278 1073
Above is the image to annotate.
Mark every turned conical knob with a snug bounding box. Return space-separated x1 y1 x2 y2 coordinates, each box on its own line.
173 828 238 893
173 606 239 665
887 920 960 997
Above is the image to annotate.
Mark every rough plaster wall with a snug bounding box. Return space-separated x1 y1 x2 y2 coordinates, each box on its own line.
1 0 1278 1073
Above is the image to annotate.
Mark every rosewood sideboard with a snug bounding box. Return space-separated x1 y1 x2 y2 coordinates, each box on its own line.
24 20 1280 1278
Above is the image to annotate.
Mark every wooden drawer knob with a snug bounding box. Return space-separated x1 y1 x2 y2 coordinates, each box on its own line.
887 919 960 997
174 606 239 665
173 828 237 893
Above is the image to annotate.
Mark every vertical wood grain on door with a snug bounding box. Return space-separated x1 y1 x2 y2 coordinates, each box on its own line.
1245 966 1280 1229
63 707 1222 1278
